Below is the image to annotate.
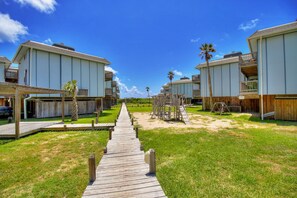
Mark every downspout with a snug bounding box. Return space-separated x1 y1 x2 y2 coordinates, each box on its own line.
24 48 33 119
259 36 264 120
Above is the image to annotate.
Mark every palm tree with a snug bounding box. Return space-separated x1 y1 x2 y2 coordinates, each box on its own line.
146 86 150 104
168 71 174 93
199 43 216 110
63 80 79 121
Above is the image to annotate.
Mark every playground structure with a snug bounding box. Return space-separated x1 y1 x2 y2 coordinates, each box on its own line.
151 94 190 124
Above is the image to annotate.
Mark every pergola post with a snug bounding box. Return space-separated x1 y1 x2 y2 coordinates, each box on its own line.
15 88 21 139
61 94 65 123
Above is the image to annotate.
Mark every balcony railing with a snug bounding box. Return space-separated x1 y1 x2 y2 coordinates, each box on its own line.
239 52 257 67
5 70 18 79
105 72 113 81
105 88 112 96
193 90 201 98
192 75 200 83
112 81 117 87
240 80 258 93
77 89 88 96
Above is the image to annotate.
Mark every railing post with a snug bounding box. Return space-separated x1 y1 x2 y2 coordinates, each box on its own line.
109 128 112 140
135 127 138 138
92 120 94 129
131 118 133 125
114 119 117 126
149 149 156 174
88 154 96 183
63 124 67 130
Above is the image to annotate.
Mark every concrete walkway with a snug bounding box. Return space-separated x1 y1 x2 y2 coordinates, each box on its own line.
83 103 166 198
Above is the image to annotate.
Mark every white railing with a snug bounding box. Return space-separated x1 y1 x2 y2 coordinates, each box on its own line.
240 80 258 93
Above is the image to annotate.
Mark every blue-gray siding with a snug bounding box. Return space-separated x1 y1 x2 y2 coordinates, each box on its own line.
19 49 105 97
258 32 297 95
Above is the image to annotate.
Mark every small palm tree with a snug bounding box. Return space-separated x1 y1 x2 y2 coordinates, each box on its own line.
199 43 216 110
63 80 79 121
146 86 150 104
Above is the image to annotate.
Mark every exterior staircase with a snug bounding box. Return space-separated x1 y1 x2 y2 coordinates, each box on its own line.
179 106 190 125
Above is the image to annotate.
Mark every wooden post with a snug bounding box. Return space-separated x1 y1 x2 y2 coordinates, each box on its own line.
95 112 99 124
109 128 112 140
149 149 156 174
64 124 67 130
114 119 117 126
88 154 96 183
140 144 144 151
104 147 107 154
14 89 21 139
61 94 65 123
135 127 138 138
101 98 103 113
131 118 133 125
92 120 94 128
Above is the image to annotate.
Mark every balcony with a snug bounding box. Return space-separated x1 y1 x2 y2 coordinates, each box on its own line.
193 90 201 98
112 81 117 87
192 75 200 83
5 69 18 80
239 53 258 78
105 88 112 96
240 80 258 94
105 72 113 81
77 89 88 96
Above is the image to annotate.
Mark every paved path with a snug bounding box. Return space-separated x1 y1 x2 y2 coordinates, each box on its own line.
83 103 166 198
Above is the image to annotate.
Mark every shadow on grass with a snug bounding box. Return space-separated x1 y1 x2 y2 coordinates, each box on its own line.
0 139 15 145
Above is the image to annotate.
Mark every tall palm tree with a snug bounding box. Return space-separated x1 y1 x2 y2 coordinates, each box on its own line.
145 86 150 104
199 43 216 110
145 86 150 98
63 80 79 121
168 71 174 92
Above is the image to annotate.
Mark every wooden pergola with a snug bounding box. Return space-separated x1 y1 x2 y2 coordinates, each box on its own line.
0 82 66 138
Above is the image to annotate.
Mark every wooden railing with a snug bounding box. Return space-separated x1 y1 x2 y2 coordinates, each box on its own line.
78 89 88 96
192 75 200 83
193 90 201 98
105 72 113 81
105 88 112 96
5 70 18 79
240 80 258 93
112 81 117 87
239 52 257 67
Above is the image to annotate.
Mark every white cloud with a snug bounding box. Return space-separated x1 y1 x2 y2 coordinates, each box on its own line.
239 19 259 31
15 0 57 14
0 13 28 43
214 54 223 59
190 38 200 43
44 38 53 44
173 69 182 76
114 77 145 98
105 66 118 74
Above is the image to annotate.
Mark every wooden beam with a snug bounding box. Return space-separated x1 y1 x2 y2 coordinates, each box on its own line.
61 94 65 123
15 88 21 139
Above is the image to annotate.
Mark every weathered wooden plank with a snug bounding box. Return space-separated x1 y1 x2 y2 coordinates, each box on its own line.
82 103 166 197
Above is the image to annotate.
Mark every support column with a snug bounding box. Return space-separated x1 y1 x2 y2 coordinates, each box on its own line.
61 94 65 123
15 89 21 139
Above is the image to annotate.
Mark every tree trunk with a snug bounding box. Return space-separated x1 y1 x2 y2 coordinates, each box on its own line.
207 60 213 110
72 97 78 121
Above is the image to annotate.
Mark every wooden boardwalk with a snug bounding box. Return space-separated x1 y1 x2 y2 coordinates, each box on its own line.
0 122 57 138
83 103 166 198
43 123 114 131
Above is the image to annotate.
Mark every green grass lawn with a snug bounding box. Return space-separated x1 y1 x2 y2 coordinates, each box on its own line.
126 104 152 113
0 131 108 197
139 127 297 197
0 106 120 126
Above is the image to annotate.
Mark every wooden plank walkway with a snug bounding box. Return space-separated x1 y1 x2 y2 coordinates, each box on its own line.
0 122 57 138
83 103 166 198
42 123 114 131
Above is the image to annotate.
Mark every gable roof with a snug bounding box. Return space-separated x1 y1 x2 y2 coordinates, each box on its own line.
12 40 110 65
248 21 297 52
0 56 12 68
196 56 239 69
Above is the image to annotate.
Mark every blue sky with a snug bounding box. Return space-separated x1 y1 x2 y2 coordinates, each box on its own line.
0 0 296 98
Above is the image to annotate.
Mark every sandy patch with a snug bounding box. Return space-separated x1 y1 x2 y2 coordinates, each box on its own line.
133 112 236 132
